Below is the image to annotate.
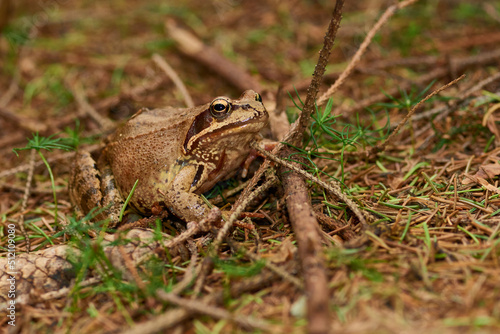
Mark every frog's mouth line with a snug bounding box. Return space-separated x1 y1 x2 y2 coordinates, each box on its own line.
184 110 268 154
190 119 265 151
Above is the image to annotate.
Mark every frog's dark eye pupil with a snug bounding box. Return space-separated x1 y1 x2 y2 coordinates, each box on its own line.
255 93 262 103
214 103 226 112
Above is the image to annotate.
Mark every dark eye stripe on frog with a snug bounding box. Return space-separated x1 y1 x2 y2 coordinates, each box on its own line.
191 164 204 189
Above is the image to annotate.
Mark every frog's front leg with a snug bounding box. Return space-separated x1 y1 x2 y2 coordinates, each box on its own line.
164 164 213 222
69 151 124 227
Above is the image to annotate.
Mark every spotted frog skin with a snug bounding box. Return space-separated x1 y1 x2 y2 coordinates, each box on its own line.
69 90 268 226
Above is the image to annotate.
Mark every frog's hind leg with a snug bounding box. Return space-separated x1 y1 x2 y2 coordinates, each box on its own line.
69 151 105 220
98 159 124 227
69 151 122 227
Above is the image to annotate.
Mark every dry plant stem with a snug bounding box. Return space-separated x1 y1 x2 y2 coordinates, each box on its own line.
411 71 500 125
166 20 262 92
410 72 500 145
116 234 147 291
209 179 249 205
484 3 500 23
0 149 96 180
460 71 500 99
350 74 465 158
170 241 198 295
157 291 271 331
136 207 221 265
16 149 35 252
337 48 500 116
192 175 277 295
121 269 281 334
338 67 447 115
152 53 194 108
237 7 345 332
283 0 344 147
227 238 304 290
317 0 419 107
94 76 165 111
40 277 101 301
0 70 20 107
67 80 114 131
251 142 367 226
210 174 278 255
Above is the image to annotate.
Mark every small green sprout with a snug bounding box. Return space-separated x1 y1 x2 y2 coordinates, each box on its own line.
13 132 75 225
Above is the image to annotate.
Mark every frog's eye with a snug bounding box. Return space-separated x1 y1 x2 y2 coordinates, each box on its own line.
210 98 231 119
255 93 262 103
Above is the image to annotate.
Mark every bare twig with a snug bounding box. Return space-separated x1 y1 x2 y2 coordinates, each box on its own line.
16 149 36 252
209 179 249 205
282 0 344 147
165 20 262 92
0 70 20 108
135 207 222 265
152 53 194 108
251 141 367 226
66 80 115 131
484 3 500 23
0 149 97 180
274 4 346 333
350 74 465 158
157 291 271 331
317 0 419 107
40 277 101 301
227 238 304 290
191 174 277 296
411 71 500 144
120 269 282 334
170 241 198 295
211 174 278 255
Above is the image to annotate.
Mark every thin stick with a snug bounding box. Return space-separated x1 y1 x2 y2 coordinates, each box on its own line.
17 149 35 252
152 53 194 108
157 291 271 331
0 70 20 108
227 238 304 290
191 174 277 295
317 0 419 107
350 74 466 158
211 174 278 255
251 142 367 227
165 20 262 92
67 80 115 131
283 0 344 147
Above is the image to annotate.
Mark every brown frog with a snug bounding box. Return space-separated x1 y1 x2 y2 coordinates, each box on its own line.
69 90 268 227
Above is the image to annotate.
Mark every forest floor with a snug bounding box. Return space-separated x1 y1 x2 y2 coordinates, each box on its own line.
1 0 500 333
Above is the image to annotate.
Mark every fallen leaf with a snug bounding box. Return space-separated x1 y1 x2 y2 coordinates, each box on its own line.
477 162 500 179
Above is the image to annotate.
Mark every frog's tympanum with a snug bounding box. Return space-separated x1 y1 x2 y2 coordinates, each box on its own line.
69 90 268 227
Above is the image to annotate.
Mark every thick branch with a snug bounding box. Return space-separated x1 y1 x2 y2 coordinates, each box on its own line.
277 3 345 333
281 151 330 334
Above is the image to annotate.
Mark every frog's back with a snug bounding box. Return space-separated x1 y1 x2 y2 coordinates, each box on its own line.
104 105 206 204
114 105 204 138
